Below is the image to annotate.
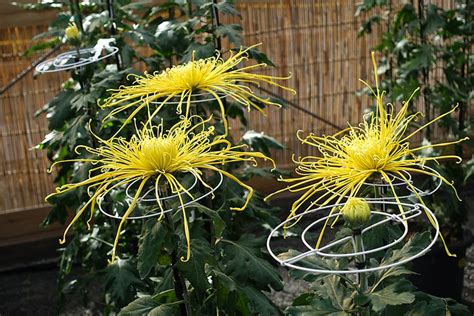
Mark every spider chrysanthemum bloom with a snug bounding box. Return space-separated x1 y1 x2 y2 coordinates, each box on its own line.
100 44 296 135
47 116 274 263
266 52 468 255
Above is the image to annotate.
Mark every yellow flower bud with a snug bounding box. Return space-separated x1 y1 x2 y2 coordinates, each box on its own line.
341 198 371 227
65 22 80 42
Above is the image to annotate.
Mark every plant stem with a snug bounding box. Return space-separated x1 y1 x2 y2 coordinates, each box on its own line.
210 0 222 52
71 0 84 33
105 0 122 70
190 103 215 245
162 186 192 316
167 213 192 316
354 231 369 316
456 0 469 157
417 0 431 140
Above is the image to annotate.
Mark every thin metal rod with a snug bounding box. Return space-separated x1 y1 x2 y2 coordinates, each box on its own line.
248 82 343 130
211 0 222 52
0 45 61 95
209 0 341 130
105 0 122 69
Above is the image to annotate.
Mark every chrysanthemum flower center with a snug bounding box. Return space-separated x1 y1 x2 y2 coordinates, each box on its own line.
345 134 388 170
139 137 180 173
163 59 218 91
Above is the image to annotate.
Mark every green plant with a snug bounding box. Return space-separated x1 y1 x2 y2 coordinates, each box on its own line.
264 49 470 315
23 0 289 313
285 231 470 315
357 0 473 242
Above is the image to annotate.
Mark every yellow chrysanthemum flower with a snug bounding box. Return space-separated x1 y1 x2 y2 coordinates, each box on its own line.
47 116 274 263
65 22 80 42
266 52 468 255
100 44 296 135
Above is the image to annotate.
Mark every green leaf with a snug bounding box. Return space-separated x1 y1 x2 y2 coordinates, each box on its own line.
181 42 214 62
369 279 415 312
386 291 471 315
241 130 284 156
177 238 215 292
220 235 283 291
404 45 434 71
216 1 241 17
353 293 370 307
105 258 144 304
394 4 418 32
286 301 347 316
213 270 251 315
44 89 78 130
119 295 179 316
191 202 226 238
240 286 282 315
216 24 242 46
380 232 430 266
247 47 275 67
288 276 351 315
119 296 160 315
424 4 445 35
225 102 248 126
358 15 381 36
148 304 177 316
24 38 60 56
280 249 341 275
138 220 169 278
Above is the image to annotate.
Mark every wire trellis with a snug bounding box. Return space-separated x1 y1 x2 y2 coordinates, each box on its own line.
267 167 443 275
35 39 119 73
97 172 223 221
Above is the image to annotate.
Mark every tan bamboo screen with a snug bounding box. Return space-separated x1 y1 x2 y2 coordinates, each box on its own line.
0 0 459 219
228 0 381 167
230 0 458 168
0 24 68 216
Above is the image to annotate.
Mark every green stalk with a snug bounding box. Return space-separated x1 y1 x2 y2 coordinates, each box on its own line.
162 185 192 316
354 232 369 316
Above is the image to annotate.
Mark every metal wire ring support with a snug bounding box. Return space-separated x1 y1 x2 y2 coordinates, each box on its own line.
35 46 119 73
322 165 443 201
150 92 226 105
97 172 224 220
266 201 440 274
125 175 198 202
301 205 422 257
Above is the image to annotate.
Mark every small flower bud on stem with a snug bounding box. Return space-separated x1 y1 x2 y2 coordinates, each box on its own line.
341 198 371 228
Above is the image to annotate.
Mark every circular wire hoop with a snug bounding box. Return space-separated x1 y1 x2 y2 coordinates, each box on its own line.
266 200 440 274
150 91 226 105
97 172 223 220
36 46 119 73
322 165 443 201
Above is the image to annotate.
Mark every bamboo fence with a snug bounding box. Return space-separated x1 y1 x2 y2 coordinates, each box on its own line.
0 24 68 215
0 0 462 218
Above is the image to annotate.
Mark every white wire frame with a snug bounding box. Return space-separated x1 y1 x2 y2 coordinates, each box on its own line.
266 201 440 274
35 46 119 73
97 172 223 220
322 165 443 201
149 91 226 105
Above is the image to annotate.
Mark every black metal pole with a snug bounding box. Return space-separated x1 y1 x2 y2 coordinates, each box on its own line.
105 0 122 70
